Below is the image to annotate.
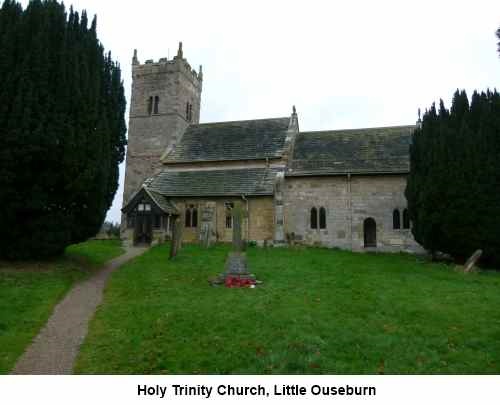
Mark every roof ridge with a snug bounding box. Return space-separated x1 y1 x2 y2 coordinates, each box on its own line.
298 125 416 135
189 116 289 127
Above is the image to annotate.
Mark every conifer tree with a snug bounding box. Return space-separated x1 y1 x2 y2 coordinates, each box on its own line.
0 0 126 259
406 89 500 266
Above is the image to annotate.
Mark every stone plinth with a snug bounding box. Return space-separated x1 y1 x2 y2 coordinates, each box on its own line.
210 252 258 287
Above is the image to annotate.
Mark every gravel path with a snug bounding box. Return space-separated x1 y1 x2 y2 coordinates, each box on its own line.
11 246 147 375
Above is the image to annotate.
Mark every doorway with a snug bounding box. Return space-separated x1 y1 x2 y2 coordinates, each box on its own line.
363 217 377 248
134 214 152 245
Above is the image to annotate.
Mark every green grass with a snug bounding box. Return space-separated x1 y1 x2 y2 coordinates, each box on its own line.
65 239 125 266
0 239 124 374
75 244 500 374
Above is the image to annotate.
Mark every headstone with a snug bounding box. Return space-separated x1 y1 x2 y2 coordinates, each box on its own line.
200 203 216 248
464 249 482 273
200 224 210 248
169 217 183 259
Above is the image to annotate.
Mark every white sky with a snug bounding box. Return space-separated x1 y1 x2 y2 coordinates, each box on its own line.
18 0 500 223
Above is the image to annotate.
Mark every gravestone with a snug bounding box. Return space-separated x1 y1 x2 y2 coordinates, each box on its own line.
169 217 183 260
200 203 216 248
463 249 482 273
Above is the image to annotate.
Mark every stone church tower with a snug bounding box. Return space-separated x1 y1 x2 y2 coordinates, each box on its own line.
122 42 203 209
121 43 421 253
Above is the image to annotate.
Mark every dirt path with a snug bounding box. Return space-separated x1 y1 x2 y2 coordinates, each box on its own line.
11 246 147 375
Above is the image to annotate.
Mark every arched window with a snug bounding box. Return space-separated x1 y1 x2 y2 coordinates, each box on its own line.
186 102 190 120
319 207 326 229
393 209 401 229
185 208 192 228
154 96 159 114
403 209 410 229
147 96 153 115
185 206 198 228
189 103 193 121
310 207 318 229
192 208 198 228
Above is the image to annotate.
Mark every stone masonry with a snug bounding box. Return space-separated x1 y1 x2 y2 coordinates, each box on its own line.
121 43 202 232
284 175 422 252
121 44 424 253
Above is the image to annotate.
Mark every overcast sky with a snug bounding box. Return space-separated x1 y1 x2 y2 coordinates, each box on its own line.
19 0 500 223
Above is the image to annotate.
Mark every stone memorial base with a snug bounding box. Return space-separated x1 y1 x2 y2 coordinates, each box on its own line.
210 252 259 287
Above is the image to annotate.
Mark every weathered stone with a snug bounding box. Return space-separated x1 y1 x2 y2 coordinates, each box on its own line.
200 203 216 248
283 175 423 253
232 202 244 252
464 249 482 273
224 252 249 275
169 217 183 259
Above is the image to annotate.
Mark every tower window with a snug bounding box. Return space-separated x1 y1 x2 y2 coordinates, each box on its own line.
147 96 153 115
154 96 159 114
393 209 401 229
186 102 193 122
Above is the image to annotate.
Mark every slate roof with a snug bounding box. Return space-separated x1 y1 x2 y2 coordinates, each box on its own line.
121 186 178 214
163 117 290 163
145 188 178 214
287 125 415 176
146 168 280 197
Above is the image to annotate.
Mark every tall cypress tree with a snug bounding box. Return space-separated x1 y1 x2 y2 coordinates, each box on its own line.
0 0 126 259
406 89 500 267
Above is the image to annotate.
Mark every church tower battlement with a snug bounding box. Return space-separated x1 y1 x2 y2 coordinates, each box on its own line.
123 42 203 208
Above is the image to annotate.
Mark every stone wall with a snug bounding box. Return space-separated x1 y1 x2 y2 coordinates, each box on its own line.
248 197 275 244
283 174 423 252
168 197 275 244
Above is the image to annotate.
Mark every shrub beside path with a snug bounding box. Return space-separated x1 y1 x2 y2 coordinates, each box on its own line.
11 246 147 374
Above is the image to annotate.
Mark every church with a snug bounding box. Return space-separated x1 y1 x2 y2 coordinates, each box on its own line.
121 43 422 252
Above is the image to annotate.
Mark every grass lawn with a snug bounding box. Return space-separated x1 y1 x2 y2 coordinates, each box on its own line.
75 243 500 374
65 239 125 266
0 239 124 374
